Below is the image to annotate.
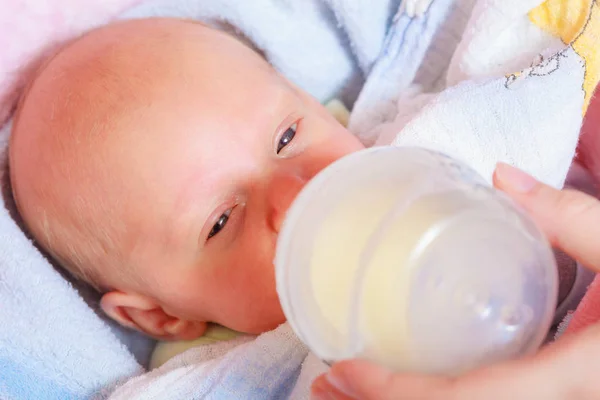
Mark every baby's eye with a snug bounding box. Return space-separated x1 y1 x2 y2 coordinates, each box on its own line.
277 123 297 154
207 209 232 240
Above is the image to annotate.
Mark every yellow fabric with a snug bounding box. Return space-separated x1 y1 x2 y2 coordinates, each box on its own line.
149 324 241 369
325 98 351 127
529 0 600 111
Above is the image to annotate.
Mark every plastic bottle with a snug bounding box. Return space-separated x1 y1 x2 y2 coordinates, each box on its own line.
275 146 558 375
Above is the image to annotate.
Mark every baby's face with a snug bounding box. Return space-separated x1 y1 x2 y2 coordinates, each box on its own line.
119 40 364 335
11 19 364 338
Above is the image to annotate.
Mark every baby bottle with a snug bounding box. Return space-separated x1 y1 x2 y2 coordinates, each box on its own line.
275 146 558 375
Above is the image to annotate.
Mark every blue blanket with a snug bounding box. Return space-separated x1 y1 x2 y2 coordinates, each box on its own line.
2 0 594 397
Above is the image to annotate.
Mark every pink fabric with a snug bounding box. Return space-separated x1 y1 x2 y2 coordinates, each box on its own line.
565 275 600 335
0 0 141 126
567 86 600 336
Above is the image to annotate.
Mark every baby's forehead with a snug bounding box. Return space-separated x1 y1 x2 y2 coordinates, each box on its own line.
9 18 291 292
29 19 272 102
19 18 279 147
12 17 285 224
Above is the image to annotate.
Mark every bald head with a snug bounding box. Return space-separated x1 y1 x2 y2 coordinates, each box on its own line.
9 18 269 289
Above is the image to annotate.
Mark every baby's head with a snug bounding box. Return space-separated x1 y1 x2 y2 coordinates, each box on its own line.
9 18 364 340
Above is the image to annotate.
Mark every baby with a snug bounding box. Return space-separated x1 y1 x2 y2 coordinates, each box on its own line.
8 16 585 347
9 18 364 340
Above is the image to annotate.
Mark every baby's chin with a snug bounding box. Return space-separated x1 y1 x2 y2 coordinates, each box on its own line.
223 307 287 334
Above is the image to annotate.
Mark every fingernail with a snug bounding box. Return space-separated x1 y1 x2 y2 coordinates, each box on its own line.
495 162 538 193
325 371 358 399
311 377 340 400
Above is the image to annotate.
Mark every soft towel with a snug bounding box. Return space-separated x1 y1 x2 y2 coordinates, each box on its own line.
113 0 598 398
0 0 598 399
356 0 599 189
108 324 329 400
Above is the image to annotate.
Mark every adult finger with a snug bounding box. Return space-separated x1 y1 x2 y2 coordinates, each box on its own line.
312 323 600 400
493 162 600 272
311 359 451 400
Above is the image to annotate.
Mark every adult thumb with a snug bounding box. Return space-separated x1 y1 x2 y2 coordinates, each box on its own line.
494 162 600 272
312 360 450 400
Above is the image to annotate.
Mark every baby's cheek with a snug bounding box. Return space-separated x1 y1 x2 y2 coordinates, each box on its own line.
208 210 285 332
220 256 283 333
225 233 276 289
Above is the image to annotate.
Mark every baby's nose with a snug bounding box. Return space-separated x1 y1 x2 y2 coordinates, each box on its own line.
267 173 307 233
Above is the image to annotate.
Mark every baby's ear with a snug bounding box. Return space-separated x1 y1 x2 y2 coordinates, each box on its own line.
100 291 207 340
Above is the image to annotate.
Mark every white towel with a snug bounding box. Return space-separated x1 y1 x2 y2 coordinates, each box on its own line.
108 324 330 400
1 0 597 398
354 0 591 190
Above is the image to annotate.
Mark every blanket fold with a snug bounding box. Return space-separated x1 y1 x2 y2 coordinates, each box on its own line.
0 0 598 398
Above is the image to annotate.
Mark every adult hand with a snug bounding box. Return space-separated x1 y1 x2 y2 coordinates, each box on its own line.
311 162 600 400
